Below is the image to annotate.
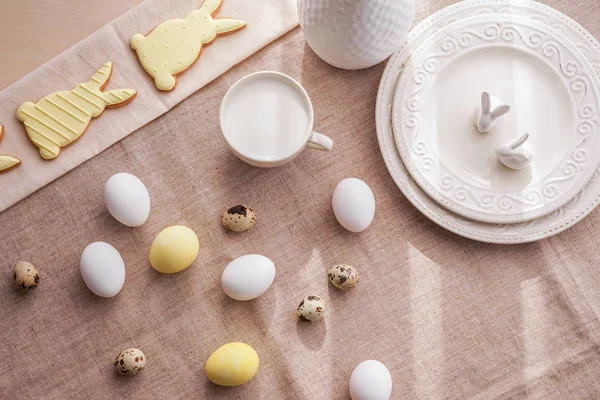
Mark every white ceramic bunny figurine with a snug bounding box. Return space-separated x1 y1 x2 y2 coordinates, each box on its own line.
496 133 534 170
475 92 511 133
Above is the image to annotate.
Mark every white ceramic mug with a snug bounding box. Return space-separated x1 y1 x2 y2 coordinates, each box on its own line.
219 71 333 167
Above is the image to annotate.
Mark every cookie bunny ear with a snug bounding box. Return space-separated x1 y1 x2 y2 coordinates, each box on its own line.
200 0 224 17
0 155 21 173
491 104 511 119
214 18 247 35
102 89 137 108
87 62 113 90
0 126 21 173
84 62 137 107
481 91 491 114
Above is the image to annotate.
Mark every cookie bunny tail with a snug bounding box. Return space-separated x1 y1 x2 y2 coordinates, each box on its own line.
0 155 21 173
199 0 224 17
130 34 145 51
214 18 247 35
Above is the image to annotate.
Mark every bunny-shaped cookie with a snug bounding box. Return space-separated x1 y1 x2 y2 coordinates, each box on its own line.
475 91 510 133
131 0 247 91
496 132 534 170
0 125 21 173
16 62 136 160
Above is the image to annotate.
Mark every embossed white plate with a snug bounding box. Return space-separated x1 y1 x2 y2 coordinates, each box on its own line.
392 14 600 224
377 0 600 243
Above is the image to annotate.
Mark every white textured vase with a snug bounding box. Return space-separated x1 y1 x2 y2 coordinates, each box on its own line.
298 0 416 70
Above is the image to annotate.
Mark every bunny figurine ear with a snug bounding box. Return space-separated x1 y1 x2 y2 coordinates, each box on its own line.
492 104 510 120
475 91 511 133
481 91 491 114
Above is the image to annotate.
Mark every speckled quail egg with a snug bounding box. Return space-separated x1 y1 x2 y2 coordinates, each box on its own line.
222 205 256 232
13 261 40 293
114 348 146 376
296 295 325 322
328 264 359 290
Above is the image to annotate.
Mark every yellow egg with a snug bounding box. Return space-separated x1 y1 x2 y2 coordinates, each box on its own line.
150 225 199 273
205 342 259 386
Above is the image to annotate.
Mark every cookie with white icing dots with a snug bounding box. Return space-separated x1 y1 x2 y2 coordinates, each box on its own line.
16 62 136 160
130 0 247 91
0 125 21 173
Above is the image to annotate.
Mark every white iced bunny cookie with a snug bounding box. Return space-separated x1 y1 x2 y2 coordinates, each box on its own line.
475 91 511 133
130 0 247 91
496 133 534 170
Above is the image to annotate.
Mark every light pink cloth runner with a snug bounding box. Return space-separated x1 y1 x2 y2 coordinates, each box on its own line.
0 0 298 212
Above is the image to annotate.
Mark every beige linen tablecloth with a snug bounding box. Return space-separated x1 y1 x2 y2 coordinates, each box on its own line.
2 0 600 399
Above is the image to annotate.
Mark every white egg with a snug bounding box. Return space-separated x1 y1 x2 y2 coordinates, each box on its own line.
104 173 151 227
80 242 126 298
332 178 375 232
221 254 276 301
349 360 392 400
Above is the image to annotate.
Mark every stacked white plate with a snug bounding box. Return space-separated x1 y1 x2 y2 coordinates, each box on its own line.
376 0 600 243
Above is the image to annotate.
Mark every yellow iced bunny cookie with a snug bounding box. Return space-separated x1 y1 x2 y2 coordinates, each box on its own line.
16 62 136 160
130 0 247 91
0 125 21 173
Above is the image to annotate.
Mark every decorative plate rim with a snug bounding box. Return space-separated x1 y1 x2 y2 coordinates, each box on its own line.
392 14 600 224
376 0 600 243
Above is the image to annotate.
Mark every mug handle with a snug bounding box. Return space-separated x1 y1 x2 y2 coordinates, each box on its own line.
306 131 333 151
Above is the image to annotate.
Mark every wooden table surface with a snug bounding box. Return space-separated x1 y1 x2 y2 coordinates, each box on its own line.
1 0 598 92
0 0 143 90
